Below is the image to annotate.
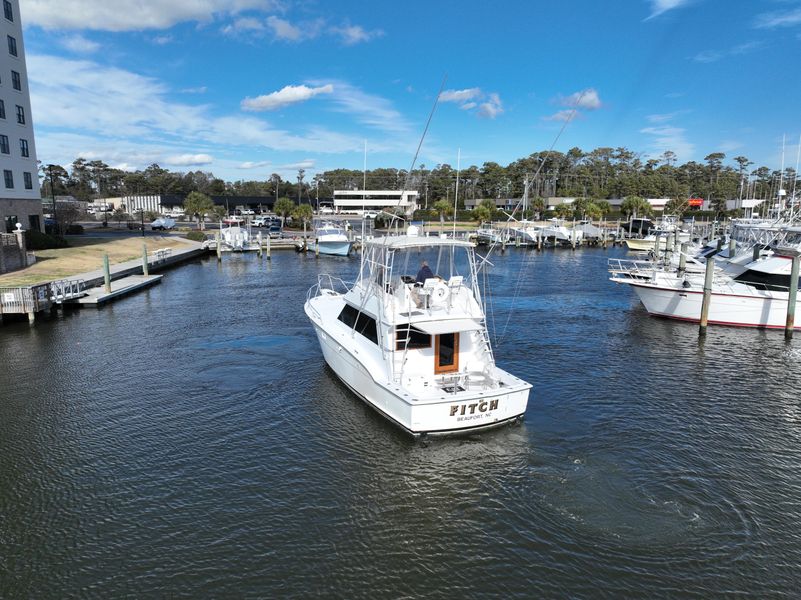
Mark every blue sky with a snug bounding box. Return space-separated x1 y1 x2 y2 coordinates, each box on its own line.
18 0 801 181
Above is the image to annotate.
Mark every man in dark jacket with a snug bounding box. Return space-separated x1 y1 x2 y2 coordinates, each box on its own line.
415 260 435 284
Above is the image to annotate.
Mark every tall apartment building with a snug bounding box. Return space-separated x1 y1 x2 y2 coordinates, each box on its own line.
0 0 41 233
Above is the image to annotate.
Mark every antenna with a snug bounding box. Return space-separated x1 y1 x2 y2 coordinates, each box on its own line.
378 74 448 238
453 148 460 238
793 134 801 220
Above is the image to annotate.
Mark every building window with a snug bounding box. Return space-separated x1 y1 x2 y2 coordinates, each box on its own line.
3 1 12 22
4 215 18 233
0 99 4 119
23 171 32 189
11 70 20 90
15 104 23 124
4 169 13 189
19 138 27 156
7 35 16 57
28 215 40 231
0 134 8 154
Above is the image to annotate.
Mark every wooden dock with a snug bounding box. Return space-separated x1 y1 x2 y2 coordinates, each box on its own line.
75 274 163 306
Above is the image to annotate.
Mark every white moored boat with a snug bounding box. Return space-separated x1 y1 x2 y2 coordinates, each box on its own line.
306 223 353 256
610 249 801 329
305 230 532 436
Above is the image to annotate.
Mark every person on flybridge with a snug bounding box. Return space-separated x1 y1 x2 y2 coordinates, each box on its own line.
415 260 434 284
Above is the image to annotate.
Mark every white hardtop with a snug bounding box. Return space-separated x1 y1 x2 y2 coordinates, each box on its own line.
364 235 475 250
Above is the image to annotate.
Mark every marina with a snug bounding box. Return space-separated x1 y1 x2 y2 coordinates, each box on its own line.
3 0 801 596
2 247 801 597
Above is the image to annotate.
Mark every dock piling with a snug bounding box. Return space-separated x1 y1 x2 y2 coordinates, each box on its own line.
678 242 688 277
785 254 800 339
216 231 222 262
699 256 715 336
257 232 263 258
142 244 149 276
103 254 111 294
266 232 271 260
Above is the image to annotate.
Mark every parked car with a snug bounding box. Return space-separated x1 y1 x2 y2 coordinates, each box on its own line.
268 224 282 238
151 217 176 230
364 211 379 219
319 206 334 215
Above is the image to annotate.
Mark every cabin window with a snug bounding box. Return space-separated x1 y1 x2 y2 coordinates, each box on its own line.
435 333 459 374
395 327 431 350
337 303 378 345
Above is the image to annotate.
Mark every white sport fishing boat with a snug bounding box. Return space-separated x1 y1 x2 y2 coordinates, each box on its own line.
475 222 510 246
610 248 801 329
306 223 353 256
305 228 532 436
541 218 582 245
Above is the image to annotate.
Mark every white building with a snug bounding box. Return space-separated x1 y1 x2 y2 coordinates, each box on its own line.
725 198 765 218
0 0 40 232
333 190 419 215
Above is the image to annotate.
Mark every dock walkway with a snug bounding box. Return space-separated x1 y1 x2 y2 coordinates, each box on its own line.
1 238 207 322
76 274 164 306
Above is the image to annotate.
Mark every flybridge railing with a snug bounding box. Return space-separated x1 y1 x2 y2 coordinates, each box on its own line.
306 274 353 320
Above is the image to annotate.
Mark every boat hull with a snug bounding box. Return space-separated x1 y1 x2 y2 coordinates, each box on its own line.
309 241 352 256
624 280 801 329
307 315 530 436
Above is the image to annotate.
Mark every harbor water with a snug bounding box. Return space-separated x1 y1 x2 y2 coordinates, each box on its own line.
2 247 800 598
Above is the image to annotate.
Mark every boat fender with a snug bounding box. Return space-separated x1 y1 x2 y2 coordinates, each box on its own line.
682 280 692 289
430 281 450 305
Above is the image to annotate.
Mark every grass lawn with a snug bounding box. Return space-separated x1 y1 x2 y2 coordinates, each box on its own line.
0 235 186 287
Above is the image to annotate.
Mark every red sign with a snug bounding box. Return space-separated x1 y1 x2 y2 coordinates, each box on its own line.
688 198 703 207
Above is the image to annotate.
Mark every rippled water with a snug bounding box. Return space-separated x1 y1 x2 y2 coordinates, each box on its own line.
2 247 800 598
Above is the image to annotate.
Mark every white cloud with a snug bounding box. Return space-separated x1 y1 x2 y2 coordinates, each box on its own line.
646 112 679 123
59 34 100 53
692 41 763 63
477 93 503 119
238 160 272 169
755 7 801 29
439 88 482 104
181 86 208 94
27 54 369 170
21 0 279 31
313 79 412 134
241 83 334 111
330 23 383 45
640 115 695 161
280 159 315 170
543 109 577 122
439 87 503 119
645 0 691 21
164 153 214 166
693 49 724 63
151 35 173 45
222 16 266 34
718 140 744 153
264 15 324 41
559 88 602 110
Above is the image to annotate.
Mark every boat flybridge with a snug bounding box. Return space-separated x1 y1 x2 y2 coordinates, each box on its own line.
305 229 531 436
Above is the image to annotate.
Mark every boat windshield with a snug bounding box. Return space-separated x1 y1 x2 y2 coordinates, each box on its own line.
360 241 476 292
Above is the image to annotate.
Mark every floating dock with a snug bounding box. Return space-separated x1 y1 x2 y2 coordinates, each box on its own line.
76 274 163 306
